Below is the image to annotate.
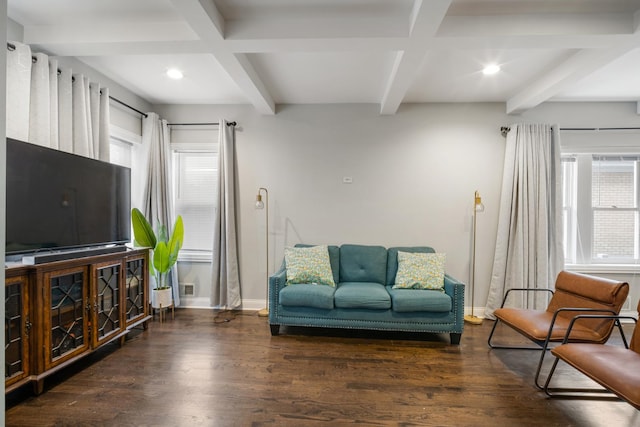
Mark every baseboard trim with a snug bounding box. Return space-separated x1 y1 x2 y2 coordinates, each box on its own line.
177 297 267 312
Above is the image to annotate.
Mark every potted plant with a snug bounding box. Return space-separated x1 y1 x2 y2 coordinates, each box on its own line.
131 208 184 309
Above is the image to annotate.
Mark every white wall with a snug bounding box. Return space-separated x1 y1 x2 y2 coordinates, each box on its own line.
155 101 640 314
154 102 506 311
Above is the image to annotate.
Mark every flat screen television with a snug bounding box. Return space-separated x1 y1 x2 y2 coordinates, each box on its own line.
5 138 131 257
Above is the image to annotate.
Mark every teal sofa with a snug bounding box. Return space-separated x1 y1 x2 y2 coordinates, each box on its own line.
268 244 465 344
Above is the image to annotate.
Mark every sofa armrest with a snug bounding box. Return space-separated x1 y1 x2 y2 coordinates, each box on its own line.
268 266 287 322
444 274 465 313
444 274 463 296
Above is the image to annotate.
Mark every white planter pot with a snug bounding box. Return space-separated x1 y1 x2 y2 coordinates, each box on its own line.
152 288 173 309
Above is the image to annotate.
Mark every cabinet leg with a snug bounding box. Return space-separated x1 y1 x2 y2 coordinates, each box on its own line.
33 379 45 395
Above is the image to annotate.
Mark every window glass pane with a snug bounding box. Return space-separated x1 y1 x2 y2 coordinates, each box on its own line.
592 157 636 208
592 210 637 260
590 156 638 263
561 157 577 263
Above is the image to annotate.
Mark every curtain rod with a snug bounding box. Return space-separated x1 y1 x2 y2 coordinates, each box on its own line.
108 96 148 118
501 126 640 137
168 121 237 127
8 43 149 119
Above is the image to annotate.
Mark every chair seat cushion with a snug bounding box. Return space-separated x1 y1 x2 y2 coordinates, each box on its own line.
334 282 391 309
552 343 640 409
279 283 335 309
387 286 451 313
494 308 605 343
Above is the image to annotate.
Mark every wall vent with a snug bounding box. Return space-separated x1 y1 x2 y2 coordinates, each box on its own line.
181 283 195 296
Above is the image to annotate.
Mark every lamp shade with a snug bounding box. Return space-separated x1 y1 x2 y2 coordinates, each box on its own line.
474 191 485 212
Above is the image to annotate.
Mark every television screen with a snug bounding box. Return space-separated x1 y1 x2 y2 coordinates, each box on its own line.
5 138 131 256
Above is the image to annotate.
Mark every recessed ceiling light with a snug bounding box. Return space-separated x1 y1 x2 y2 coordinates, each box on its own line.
166 68 184 80
482 64 501 75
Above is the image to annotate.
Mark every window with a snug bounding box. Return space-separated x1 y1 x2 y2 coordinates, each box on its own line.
171 148 218 260
562 153 640 265
109 137 132 168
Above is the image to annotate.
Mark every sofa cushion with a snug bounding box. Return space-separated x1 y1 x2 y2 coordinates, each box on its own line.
279 284 335 309
339 244 387 284
387 286 451 313
386 246 435 286
334 282 391 309
393 251 446 290
295 244 340 285
285 245 336 287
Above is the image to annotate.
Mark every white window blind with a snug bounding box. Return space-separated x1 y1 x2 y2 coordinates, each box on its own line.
172 150 218 255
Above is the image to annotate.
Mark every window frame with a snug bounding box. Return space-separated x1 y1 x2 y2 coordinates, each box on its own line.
562 151 640 271
170 142 219 263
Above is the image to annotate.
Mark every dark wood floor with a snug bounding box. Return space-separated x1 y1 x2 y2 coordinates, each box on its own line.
5 309 639 426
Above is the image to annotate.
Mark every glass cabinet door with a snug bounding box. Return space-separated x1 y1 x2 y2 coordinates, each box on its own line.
45 267 89 369
93 262 122 347
5 275 29 386
125 256 147 326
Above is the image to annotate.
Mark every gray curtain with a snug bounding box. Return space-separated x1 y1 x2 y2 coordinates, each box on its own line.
211 120 241 308
484 123 564 318
140 112 180 307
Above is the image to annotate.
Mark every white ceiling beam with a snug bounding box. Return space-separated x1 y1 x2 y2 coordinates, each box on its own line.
507 45 639 114
507 11 640 115
224 16 408 40
25 31 638 57
170 0 275 115
26 41 207 57
226 37 406 54
23 22 197 44
379 0 452 115
439 13 635 38
22 14 640 56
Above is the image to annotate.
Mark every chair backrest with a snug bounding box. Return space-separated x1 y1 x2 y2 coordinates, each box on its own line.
630 300 640 354
548 271 629 341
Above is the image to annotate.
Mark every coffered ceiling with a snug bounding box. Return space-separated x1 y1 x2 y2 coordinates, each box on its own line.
8 0 640 115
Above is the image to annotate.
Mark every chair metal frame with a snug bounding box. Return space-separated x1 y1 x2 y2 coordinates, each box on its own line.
543 314 637 400
487 287 628 389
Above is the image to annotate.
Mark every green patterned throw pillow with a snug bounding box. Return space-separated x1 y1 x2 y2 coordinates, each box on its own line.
284 245 336 287
393 251 446 290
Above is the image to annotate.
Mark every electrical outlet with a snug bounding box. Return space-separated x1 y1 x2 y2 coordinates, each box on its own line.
343 176 353 184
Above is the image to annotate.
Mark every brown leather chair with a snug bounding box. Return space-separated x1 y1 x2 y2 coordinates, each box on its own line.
544 300 639 408
487 271 629 388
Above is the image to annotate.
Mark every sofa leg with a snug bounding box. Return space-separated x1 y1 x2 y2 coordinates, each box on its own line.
270 324 280 336
450 333 461 345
